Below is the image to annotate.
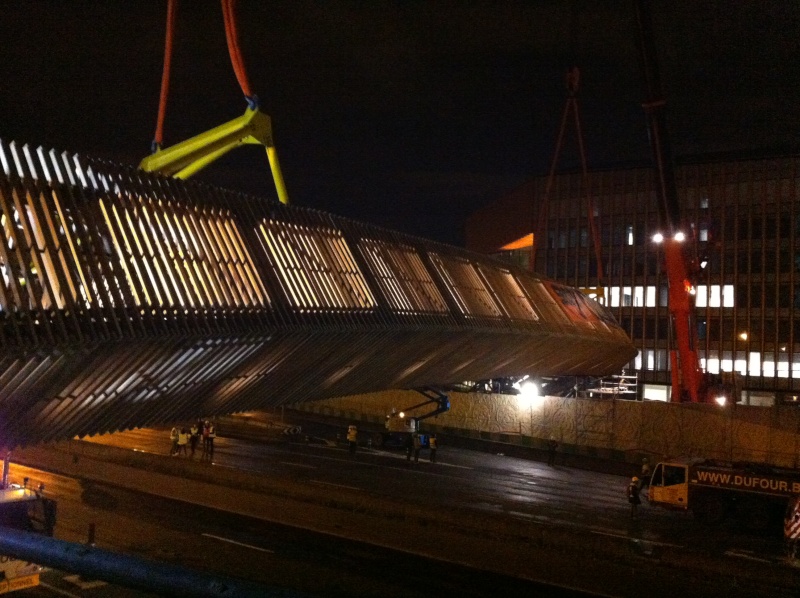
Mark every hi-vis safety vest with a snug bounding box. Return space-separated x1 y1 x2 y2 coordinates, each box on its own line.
347 427 357 442
785 496 800 540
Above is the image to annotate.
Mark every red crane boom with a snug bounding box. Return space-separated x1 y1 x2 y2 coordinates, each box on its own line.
634 0 729 403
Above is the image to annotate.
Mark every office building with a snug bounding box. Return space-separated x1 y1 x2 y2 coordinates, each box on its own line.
466 154 800 405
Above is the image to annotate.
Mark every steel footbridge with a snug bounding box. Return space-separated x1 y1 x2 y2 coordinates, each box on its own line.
0 140 635 447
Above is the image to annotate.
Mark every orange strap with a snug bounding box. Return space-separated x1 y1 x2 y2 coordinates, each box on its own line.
153 0 178 152
221 0 258 107
532 67 604 283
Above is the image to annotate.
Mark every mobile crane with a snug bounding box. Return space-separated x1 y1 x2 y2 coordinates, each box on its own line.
634 0 800 547
634 0 731 404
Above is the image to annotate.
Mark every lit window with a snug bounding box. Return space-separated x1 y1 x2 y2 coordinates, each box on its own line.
646 286 656 307
723 285 734 307
703 358 720 374
608 287 620 307
696 285 707 308
750 352 762 376
634 286 644 307
777 360 790 379
762 362 776 380
708 285 721 307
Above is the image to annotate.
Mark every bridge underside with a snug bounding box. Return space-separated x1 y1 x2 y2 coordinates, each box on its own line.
0 140 635 447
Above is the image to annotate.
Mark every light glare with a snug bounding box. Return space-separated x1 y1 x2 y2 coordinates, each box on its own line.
516 380 541 408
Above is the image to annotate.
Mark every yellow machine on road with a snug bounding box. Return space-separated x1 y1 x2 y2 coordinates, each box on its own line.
647 458 800 532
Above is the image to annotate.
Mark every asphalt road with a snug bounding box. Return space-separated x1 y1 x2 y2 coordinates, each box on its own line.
89 417 787 560
8 412 800 597
6 462 584 598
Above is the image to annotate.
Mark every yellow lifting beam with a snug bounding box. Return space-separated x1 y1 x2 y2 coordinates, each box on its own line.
139 107 290 205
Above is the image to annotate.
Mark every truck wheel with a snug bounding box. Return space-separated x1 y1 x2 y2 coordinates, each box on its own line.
372 433 384 448
692 496 727 525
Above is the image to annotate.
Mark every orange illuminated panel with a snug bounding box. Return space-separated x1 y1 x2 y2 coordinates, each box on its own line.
429 253 502 317
258 219 376 311
499 233 534 251
358 239 447 313
477 264 539 321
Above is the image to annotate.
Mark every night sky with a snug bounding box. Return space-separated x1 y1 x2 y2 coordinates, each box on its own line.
2 1 798 246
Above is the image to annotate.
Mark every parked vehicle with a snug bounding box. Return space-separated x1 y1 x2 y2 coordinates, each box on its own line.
647 457 800 531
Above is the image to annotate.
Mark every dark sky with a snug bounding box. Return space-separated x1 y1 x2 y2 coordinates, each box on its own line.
2 1 798 246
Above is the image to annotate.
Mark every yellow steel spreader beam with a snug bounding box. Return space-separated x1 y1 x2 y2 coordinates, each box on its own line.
139 107 289 205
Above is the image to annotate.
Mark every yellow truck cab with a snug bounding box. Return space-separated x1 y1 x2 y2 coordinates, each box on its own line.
648 458 800 530
647 458 691 511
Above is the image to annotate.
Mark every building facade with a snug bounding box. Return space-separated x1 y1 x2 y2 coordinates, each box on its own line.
466 155 800 405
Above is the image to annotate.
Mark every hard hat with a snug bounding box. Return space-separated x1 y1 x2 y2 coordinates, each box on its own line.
632 476 639 482
642 457 649 463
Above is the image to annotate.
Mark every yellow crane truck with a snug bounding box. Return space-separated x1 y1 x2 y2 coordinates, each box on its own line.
647 458 800 531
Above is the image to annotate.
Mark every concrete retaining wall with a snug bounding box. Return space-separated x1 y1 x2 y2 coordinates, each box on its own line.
293 391 800 467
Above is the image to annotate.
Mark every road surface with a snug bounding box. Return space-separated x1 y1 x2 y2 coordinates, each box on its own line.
8 412 800 597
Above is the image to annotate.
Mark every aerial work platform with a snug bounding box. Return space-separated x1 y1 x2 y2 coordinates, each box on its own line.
0 140 635 447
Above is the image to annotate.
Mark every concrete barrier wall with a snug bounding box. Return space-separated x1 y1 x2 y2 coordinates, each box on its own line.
293 392 800 468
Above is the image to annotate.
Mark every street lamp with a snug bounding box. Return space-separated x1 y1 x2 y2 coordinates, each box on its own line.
514 379 541 437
